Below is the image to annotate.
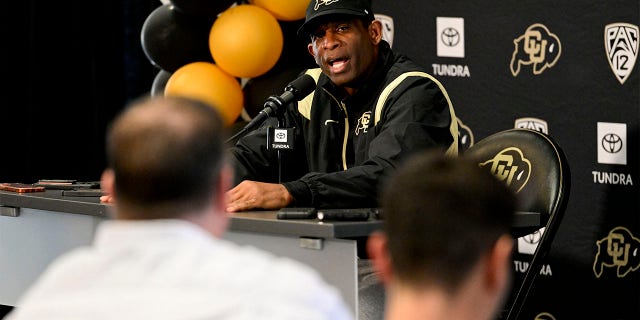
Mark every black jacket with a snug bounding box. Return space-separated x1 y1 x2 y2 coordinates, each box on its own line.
230 41 458 208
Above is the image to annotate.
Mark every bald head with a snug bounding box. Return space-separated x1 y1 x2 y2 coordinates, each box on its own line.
105 96 227 218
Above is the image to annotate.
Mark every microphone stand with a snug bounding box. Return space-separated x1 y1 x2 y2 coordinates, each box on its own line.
225 95 292 184
276 110 286 184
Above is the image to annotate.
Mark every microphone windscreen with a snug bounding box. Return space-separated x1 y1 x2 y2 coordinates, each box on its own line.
285 74 316 100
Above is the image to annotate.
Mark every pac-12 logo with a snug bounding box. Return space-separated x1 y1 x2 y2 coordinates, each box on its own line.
605 22 639 85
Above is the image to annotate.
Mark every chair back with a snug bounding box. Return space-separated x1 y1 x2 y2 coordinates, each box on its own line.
464 128 571 320
464 128 570 237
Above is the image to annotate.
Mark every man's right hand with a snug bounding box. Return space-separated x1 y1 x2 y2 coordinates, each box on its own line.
100 195 115 203
225 180 293 212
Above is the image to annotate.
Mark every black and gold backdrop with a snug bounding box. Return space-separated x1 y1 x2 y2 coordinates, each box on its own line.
1 1 638 319
369 1 639 319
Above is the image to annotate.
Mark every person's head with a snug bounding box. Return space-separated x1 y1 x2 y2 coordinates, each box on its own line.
101 95 230 236
367 150 517 318
298 0 382 93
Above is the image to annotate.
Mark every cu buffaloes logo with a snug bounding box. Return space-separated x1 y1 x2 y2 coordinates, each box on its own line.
510 23 562 76
593 226 640 278
314 0 340 11
479 147 531 193
355 111 371 135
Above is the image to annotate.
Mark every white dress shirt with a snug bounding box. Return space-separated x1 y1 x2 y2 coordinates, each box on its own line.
5 219 353 320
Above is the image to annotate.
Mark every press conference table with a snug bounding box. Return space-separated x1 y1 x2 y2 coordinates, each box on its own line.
0 189 540 318
0 189 382 317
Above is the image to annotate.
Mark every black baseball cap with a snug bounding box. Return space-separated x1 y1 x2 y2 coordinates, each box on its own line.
297 0 375 37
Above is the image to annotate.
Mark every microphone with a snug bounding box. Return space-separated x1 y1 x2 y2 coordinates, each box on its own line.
251 74 316 128
226 74 316 143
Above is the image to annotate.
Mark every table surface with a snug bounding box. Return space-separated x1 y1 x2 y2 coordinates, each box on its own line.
0 190 383 239
0 189 541 239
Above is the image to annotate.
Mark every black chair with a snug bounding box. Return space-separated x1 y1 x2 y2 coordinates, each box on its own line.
463 128 571 320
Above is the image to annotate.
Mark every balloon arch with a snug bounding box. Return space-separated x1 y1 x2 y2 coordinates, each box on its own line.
140 0 316 127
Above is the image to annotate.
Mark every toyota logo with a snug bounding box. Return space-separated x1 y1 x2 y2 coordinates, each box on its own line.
601 133 623 153
441 27 460 47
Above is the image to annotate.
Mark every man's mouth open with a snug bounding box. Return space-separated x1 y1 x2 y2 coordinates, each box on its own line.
328 58 349 73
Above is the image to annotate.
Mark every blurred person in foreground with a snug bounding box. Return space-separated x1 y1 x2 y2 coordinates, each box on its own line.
6 95 353 320
366 150 517 320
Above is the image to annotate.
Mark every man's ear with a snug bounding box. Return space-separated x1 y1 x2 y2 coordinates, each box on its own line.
369 20 383 45
367 231 393 285
216 164 233 214
485 235 514 293
206 164 233 238
308 42 321 65
101 169 115 199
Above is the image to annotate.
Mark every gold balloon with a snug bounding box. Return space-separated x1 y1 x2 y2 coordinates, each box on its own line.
209 4 284 78
164 62 243 126
250 0 308 21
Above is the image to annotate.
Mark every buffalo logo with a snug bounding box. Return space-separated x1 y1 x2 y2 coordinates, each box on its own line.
355 111 372 135
510 24 562 76
456 118 474 151
514 117 548 134
314 0 340 11
479 147 531 193
605 23 639 85
593 226 640 278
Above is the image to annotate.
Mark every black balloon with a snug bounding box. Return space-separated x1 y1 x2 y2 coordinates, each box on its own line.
151 69 172 97
140 4 215 73
170 0 236 17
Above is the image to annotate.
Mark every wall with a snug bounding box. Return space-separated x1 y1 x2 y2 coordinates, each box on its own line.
0 1 157 183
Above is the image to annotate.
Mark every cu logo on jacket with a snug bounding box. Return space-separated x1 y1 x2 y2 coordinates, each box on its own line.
355 112 371 135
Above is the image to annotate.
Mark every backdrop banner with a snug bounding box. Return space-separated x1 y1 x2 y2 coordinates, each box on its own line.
372 1 639 319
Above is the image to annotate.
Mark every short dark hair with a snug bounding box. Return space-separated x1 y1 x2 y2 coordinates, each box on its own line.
106 95 227 218
381 150 516 292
